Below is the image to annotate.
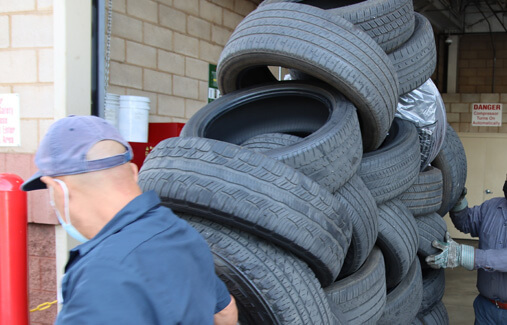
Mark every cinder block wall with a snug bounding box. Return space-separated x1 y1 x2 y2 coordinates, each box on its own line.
443 93 507 133
458 33 507 93
0 1 54 154
108 0 260 123
0 2 57 324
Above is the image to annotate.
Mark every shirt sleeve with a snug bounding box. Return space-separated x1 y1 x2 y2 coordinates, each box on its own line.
213 274 231 314
450 205 484 238
55 260 159 325
475 248 507 272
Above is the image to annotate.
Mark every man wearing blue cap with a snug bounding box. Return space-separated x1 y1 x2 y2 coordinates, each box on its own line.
22 115 237 324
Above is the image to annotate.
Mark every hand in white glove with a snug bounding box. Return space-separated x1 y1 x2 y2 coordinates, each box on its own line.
425 232 475 270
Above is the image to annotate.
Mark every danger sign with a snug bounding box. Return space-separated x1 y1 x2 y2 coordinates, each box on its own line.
472 103 502 127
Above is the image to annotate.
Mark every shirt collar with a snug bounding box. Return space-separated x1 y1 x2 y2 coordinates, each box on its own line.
70 191 161 257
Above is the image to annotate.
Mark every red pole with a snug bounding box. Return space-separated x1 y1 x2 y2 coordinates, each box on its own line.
0 174 28 325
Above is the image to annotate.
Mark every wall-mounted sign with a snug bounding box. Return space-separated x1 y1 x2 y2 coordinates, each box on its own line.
472 103 502 127
0 94 20 146
208 64 221 103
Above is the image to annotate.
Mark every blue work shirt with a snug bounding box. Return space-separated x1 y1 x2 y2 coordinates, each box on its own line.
451 197 507 302
55 191 231 324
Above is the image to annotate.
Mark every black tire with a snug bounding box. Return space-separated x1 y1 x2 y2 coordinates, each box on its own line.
358 118 421 204
259 0 415 53
431 124 467 216
184 216 336 325
376 199 419 289
241 133 302 152
417 301 449 325
335 174 379 277
388 13 437 95
217 3 399 151
138 137 352 286
415 212 447 257
378 259 423 325
181 81 363 193
420 268 445 316
326 247 386 324
399 166 443 216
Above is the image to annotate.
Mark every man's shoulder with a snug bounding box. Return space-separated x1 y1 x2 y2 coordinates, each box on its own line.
484 197 506 207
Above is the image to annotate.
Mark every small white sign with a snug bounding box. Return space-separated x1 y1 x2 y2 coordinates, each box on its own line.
0 94 21 146
472 103 502 127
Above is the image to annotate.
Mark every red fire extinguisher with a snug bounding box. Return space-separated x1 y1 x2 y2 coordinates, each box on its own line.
0 173 28 325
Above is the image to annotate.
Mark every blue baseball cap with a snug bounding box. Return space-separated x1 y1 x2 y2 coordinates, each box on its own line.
22 115 133 191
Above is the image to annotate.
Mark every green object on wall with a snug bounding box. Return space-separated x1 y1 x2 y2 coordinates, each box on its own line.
208 64 220 103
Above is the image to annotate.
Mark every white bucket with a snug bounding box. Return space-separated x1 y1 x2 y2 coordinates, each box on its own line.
118 95 150 142
104 93 120 128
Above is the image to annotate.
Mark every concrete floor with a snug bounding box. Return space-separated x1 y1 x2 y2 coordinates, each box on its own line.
442 239 479 325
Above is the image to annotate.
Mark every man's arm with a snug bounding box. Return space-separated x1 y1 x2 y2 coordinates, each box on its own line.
448 188 483 237
214 295 238 325
475 248 507 272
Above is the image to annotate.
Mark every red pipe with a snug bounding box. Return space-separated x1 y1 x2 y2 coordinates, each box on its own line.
0 174 28 325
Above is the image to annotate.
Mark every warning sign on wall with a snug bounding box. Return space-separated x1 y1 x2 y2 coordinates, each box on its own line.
0 94 20 146
472 103 503 127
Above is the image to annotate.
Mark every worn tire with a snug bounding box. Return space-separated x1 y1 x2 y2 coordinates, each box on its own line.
399 166 443 216
184 216 335 325
138 137 352 286
420 268 445 316
181 82 362 193
217 3 399 151
335 174 379 277
415 212 447 257
358 118 421 204
388 13 436 95
378 259 423 325
241 133 302 151
417 301 449 325
259 0 415 53
431 124 467 216
377 199 419 289
326 247 386 324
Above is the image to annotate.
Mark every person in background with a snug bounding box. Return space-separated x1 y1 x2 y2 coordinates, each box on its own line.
22 115 237 324
426 179 507 325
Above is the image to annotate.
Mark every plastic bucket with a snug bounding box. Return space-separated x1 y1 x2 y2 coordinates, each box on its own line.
104 93 120 128
118 95 150 142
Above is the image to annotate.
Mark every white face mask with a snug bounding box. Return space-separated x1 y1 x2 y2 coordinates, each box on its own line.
49 179 89 243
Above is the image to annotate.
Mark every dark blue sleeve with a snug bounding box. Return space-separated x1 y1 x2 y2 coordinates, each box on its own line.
450 204 487 237
55 260 159 325
214 274 231 313
475 248 507 272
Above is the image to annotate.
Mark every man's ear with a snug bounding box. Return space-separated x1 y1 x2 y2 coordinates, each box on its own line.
40 176 65 198
40 176 56 190
129 163 139 183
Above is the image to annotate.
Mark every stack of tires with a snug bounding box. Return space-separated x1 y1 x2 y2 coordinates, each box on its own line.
138 1 467 324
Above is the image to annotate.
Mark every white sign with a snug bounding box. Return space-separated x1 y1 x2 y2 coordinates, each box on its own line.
0 94 20 146
472 103 502 127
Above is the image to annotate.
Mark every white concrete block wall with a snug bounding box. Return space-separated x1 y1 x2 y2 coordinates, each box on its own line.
0 2 53 154
442 93 507 133
108 0 261 123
